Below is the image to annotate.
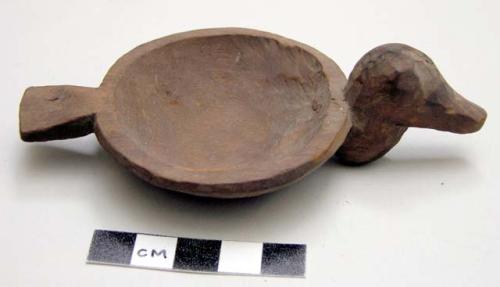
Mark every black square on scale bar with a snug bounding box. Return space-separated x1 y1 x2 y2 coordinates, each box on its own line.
87 230 136 265
173 238 222 272
261 243 306 276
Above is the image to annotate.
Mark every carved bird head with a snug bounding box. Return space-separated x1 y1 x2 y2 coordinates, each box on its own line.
337 44 487 164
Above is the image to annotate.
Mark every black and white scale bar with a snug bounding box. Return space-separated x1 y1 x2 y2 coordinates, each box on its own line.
87 230 306 277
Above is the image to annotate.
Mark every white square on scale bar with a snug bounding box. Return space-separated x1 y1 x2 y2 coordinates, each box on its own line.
130 234 178 269
218 240 263 274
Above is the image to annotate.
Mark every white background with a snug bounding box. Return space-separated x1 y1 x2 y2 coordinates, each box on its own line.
1 0 499 286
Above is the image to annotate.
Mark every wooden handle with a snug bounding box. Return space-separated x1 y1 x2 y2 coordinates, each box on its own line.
19 85 101 142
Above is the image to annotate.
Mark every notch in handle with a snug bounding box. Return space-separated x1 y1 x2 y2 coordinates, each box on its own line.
19 85 101 142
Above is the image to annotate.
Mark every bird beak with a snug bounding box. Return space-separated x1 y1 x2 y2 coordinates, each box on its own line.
422 87 487 134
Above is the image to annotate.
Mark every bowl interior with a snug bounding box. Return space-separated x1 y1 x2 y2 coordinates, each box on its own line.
111 34 331 172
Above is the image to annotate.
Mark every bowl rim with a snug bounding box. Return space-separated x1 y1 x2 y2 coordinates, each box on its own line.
94 27 351 198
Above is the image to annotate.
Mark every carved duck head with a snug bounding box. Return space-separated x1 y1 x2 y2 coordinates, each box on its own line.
336 44 487 165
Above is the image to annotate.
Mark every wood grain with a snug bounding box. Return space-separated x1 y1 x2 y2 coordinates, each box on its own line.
19 28 351 198
336 43 487 165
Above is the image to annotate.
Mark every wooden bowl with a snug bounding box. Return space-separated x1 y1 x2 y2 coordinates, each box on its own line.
20 28 351 198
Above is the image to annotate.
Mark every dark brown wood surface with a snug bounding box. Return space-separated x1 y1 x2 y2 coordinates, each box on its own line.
19 30 487 197
19 28 351 198
336 43 487 165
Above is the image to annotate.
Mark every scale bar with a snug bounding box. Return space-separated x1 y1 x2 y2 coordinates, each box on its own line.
87 230 306 277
